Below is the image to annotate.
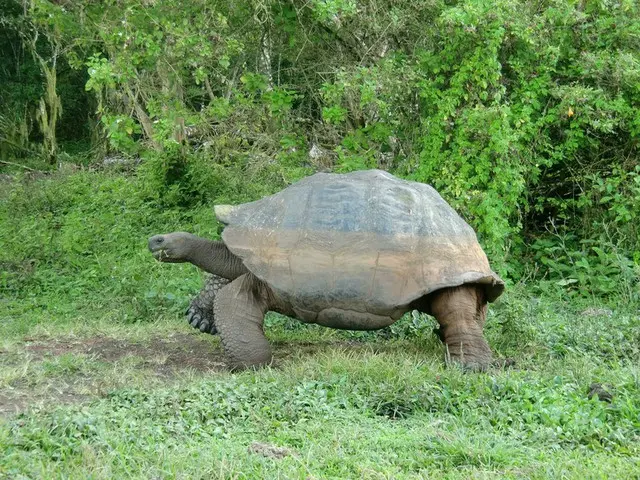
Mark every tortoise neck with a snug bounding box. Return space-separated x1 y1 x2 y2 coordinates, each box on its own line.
186 238 248 280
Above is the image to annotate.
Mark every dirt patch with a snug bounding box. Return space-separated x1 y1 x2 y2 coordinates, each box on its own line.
0 333 227 417
0 392 91 417
20 335 363 371
24 332 226 374
1 335 376 417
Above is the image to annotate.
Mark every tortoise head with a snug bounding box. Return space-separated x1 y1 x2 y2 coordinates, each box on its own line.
148 232 195 263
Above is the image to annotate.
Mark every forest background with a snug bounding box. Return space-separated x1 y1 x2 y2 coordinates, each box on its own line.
1 0 638 298
0 0 639 477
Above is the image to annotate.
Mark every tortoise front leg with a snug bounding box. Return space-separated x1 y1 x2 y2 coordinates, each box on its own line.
214 274 272 370
187 274 230 334
429 285 492 371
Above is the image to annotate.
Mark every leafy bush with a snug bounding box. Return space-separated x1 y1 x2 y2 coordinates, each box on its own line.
2 0 639 298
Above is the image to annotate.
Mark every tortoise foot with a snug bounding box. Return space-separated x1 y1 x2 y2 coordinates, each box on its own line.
444 338 493 372
186 303 218 335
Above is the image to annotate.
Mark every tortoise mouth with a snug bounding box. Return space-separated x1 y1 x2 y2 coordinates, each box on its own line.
151 248 169 261
151 248 182 263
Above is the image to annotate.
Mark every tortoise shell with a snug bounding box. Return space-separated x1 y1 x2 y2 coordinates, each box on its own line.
217 170 503 316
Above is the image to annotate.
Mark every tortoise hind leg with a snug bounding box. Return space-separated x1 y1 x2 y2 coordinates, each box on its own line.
187 274 230 334
429 285 492 371
214 274 272 370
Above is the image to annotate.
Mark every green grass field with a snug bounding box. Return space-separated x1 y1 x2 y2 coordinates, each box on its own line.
1 171 639 479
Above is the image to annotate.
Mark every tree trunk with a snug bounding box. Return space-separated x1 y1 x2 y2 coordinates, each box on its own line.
123 85 158 148
33 44 62 164
254 0 274 89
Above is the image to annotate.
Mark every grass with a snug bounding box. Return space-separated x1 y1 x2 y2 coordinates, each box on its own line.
0 170 639 479
1 314 638 478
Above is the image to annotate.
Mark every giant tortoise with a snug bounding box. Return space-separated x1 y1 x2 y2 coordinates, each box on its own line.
149 169 504 370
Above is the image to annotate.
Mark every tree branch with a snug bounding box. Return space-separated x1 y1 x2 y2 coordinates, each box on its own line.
0 160 37 171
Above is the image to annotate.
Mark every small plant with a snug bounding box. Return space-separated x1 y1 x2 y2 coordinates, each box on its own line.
531 220 639 302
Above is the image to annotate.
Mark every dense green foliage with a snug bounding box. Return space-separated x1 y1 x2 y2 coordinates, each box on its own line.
2 0 639 296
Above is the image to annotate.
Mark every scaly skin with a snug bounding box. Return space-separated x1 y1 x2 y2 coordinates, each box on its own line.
430 286 492 371
214 274 274 370
186 274 230 334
